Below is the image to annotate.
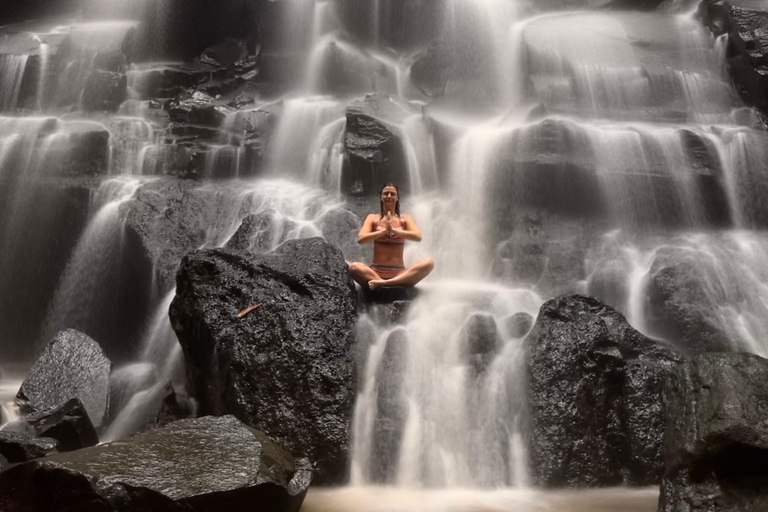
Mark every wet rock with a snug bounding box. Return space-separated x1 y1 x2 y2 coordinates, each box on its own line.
363 286 420 304
700 1 768 115
606 0 666 10
127 65 205 100
526 295 684 487
0 415 311 512
167 91 233 127
372 328 409 483
504 312 534 338
224 211 291 254
410 39 451 97
462 313 499 375
16 329 111 429
57 121 111 177
23 398 98 452
0 421 35 438
0 454 7 470
341 94 409 196
170 238 357 484
318 208 364 263
0 432 58 463
200 39 248 69
660 353 768 512
81 70 127 112
644 247 732 355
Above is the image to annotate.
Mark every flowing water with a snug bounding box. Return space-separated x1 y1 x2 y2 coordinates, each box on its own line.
1 0 768 510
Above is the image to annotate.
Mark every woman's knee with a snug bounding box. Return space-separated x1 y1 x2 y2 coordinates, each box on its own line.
349 262 364 275
420 258 435 272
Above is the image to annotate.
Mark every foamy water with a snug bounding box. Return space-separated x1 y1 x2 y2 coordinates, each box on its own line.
303 487 658 512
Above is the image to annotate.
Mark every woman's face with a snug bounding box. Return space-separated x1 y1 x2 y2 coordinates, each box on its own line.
381 186 398 206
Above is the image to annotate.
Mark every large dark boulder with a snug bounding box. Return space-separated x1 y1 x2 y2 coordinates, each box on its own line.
700 0 768 116
526 295 683 487
167 91 232 127
341 94 409 196
169 238 357 484
0 415 311 512
16 329 111 429
644 247 733 355
660 353 768 512
23 398 98 452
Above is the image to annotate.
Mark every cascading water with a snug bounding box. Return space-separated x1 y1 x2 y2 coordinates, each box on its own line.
2 0 768 509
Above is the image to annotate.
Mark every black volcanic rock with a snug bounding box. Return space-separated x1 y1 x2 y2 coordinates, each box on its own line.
526 295 684 487
700 0 768 116
341 94 409 196
24 398 98 452
16 329 111 429
0 415 311 512
81 70 127 113
462 313 499 375
660 353 768 512
0 432 58 463
170 238 357 484
410 39 452 97
504 312 534 338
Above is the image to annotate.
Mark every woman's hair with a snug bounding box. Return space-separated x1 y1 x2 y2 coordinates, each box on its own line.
379 183 401 218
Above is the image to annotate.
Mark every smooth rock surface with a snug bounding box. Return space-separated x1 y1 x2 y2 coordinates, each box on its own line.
0 415 311 512
660 352 768 512
526 295 684 488
16 329 111 429
170 238 357 484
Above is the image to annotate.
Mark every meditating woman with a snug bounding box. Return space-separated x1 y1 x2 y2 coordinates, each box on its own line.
349 183 434 290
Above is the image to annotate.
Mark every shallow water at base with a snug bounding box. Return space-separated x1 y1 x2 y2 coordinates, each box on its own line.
303 486 658 512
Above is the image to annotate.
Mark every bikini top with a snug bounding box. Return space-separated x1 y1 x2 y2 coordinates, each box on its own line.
375 217 405 245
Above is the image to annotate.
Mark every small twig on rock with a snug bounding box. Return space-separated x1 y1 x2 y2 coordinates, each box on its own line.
236 303 262 318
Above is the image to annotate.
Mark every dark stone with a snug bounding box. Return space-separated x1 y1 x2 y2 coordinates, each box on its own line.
23 398 98 452
504 312 534 339
700 1 768 116
660 353 768 512
526 295 684 488
0 421 35 438
0 432 58 463
0 415 311 512
606 0 666 10
81 71 127 113
363 286 420 304
644 247 733 355
224 211 291 254
461 313 499 375
341 94 409 196
0 454 7 471
127 65 205 100
16 329 111 429
58 123 111 177
372 328 408 483
167 92 233 127
200 39 248 69
169 238 357 484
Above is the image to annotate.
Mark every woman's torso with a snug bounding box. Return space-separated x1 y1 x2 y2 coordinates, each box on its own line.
372 214 405 267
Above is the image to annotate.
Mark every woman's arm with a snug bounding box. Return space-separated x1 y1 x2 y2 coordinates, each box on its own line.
358 214 388 244
391 214 423 242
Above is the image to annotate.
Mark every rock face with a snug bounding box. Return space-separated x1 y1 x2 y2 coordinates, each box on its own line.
0 415 312 512
660 353 768 512
24 398 98 452
526 295 684 487
16 329 111 429
700 0 768 116
170 238 357 484
81 70 128 112
341 94 409 196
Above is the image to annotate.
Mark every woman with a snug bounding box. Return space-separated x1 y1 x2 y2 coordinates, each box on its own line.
349 184 434 290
